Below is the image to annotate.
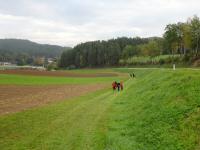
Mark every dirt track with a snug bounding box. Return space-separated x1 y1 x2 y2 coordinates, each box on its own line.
0 69 118 77
0 84 108 115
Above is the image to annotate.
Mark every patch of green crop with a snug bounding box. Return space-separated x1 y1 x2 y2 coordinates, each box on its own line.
64 68 114 74
0 74 125 85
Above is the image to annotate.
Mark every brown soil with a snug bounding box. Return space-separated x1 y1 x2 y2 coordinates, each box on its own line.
193 59 200 67
0 69 118 77
0 84 108 115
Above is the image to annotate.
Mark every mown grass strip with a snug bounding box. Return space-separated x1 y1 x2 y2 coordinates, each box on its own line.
0 74 124 85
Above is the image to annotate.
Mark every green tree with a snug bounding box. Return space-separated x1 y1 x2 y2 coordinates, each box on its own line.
190 15 200 55
164 24 179 55
122 45 139 59
181 22 192 54
59 50 75 68
138 41 161 57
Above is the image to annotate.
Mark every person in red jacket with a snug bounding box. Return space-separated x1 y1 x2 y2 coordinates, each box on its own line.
112 81 117 91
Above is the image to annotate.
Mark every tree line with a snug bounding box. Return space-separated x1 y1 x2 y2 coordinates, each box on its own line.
59 15 200 68
164 15 200 56
59 37 150 68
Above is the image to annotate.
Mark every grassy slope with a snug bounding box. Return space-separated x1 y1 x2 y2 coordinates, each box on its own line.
0 69 200 150
107 68 200 150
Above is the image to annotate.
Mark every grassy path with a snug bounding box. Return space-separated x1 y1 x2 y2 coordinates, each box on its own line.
0 85 131 150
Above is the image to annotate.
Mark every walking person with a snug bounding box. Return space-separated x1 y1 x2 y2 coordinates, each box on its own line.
129 73 132 78
120 81 123 91
132 73 135 78
117 82 121 92
112 81 117 91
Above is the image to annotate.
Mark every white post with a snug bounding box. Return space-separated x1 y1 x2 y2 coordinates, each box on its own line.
173 64 176 70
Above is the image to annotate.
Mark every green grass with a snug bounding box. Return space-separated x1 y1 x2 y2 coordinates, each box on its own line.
0 68 200 150
107 68 200 150
0 74 124 85
64 68 114 74
0 89 115 150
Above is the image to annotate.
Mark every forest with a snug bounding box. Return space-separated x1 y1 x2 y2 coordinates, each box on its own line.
60 15 200 68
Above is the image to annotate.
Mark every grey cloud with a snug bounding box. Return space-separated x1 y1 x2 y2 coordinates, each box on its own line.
0 0 200 46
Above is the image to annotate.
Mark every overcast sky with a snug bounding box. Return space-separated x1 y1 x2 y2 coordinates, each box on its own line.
0 0 200 46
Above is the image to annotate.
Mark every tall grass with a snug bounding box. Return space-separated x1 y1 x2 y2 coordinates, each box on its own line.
119 55 182 66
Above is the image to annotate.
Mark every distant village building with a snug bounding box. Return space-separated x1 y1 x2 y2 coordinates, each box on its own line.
48 58 54 64
0 62 12 66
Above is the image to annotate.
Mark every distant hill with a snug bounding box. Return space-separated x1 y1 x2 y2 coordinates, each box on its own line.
0 39 71 65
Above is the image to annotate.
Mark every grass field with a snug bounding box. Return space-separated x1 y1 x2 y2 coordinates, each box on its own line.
0 74 122 85
0 68 200 150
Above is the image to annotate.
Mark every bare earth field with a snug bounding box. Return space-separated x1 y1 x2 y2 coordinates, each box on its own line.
0 69 118 77
0 84 108 115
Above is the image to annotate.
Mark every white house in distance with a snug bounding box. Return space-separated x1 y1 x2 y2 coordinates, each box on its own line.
0 62 12 66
